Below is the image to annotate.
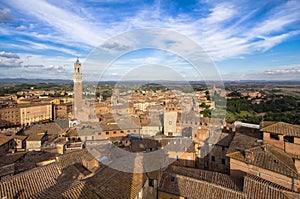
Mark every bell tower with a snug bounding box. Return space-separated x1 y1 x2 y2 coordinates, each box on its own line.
72 58 82 118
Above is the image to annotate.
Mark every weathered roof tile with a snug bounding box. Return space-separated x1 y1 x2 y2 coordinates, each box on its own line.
227 144 299 178
261 122 300 137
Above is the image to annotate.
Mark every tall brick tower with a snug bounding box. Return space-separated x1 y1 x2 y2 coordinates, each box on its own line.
72 58 82 119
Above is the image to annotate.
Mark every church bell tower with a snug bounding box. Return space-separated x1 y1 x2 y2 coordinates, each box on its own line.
72 58 82 119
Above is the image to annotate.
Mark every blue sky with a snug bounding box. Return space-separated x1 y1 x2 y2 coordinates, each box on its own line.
0 0 300 80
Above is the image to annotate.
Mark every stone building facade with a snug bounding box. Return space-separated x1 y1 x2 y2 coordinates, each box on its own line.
0 107 20 128
20 103 52 126
54 102 72 119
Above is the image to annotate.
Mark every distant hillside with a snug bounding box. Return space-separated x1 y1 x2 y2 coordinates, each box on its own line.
0 78 72 84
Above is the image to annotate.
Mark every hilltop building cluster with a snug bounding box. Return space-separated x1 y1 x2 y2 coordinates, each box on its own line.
0 59 300 198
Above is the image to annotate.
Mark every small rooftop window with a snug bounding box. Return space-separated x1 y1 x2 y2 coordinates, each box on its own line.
270 133 279 140
171 176 175 182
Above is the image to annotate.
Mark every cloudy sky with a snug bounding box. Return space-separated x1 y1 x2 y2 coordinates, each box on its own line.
0 0 300 80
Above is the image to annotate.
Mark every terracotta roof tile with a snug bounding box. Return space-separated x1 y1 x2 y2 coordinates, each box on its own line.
0 136 13 146
56 149 94 169
244 174 300 199
131 139 159 152
282 191 300 199
24 123 65 136
260 122 300 137
227 132 262 154
159 167 245 199
227 144 299 178
0 149 99 199
86 166 146 199
0 152 26 166
170 166 243 191
260 121 277 129
0 163 61 199
26 133 45 141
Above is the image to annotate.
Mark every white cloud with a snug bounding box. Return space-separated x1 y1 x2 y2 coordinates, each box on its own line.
0 51 20 59
20 53 75 69
249 1 300 37
0 51 74 79
7 0 105 46
0 58 22 68
2 0 300 80
265 69 300 74
0 8 13 22
16 25 27 31
7 0 300 62
253 31 300 52
104 1 299 61
23 64 66 73
225 63 300 80
18 39 78 56
205 3 236 25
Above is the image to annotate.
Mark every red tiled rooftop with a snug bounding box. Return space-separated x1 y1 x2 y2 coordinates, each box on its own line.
260 122 300 137
227 144 299 178
159 167 245 199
